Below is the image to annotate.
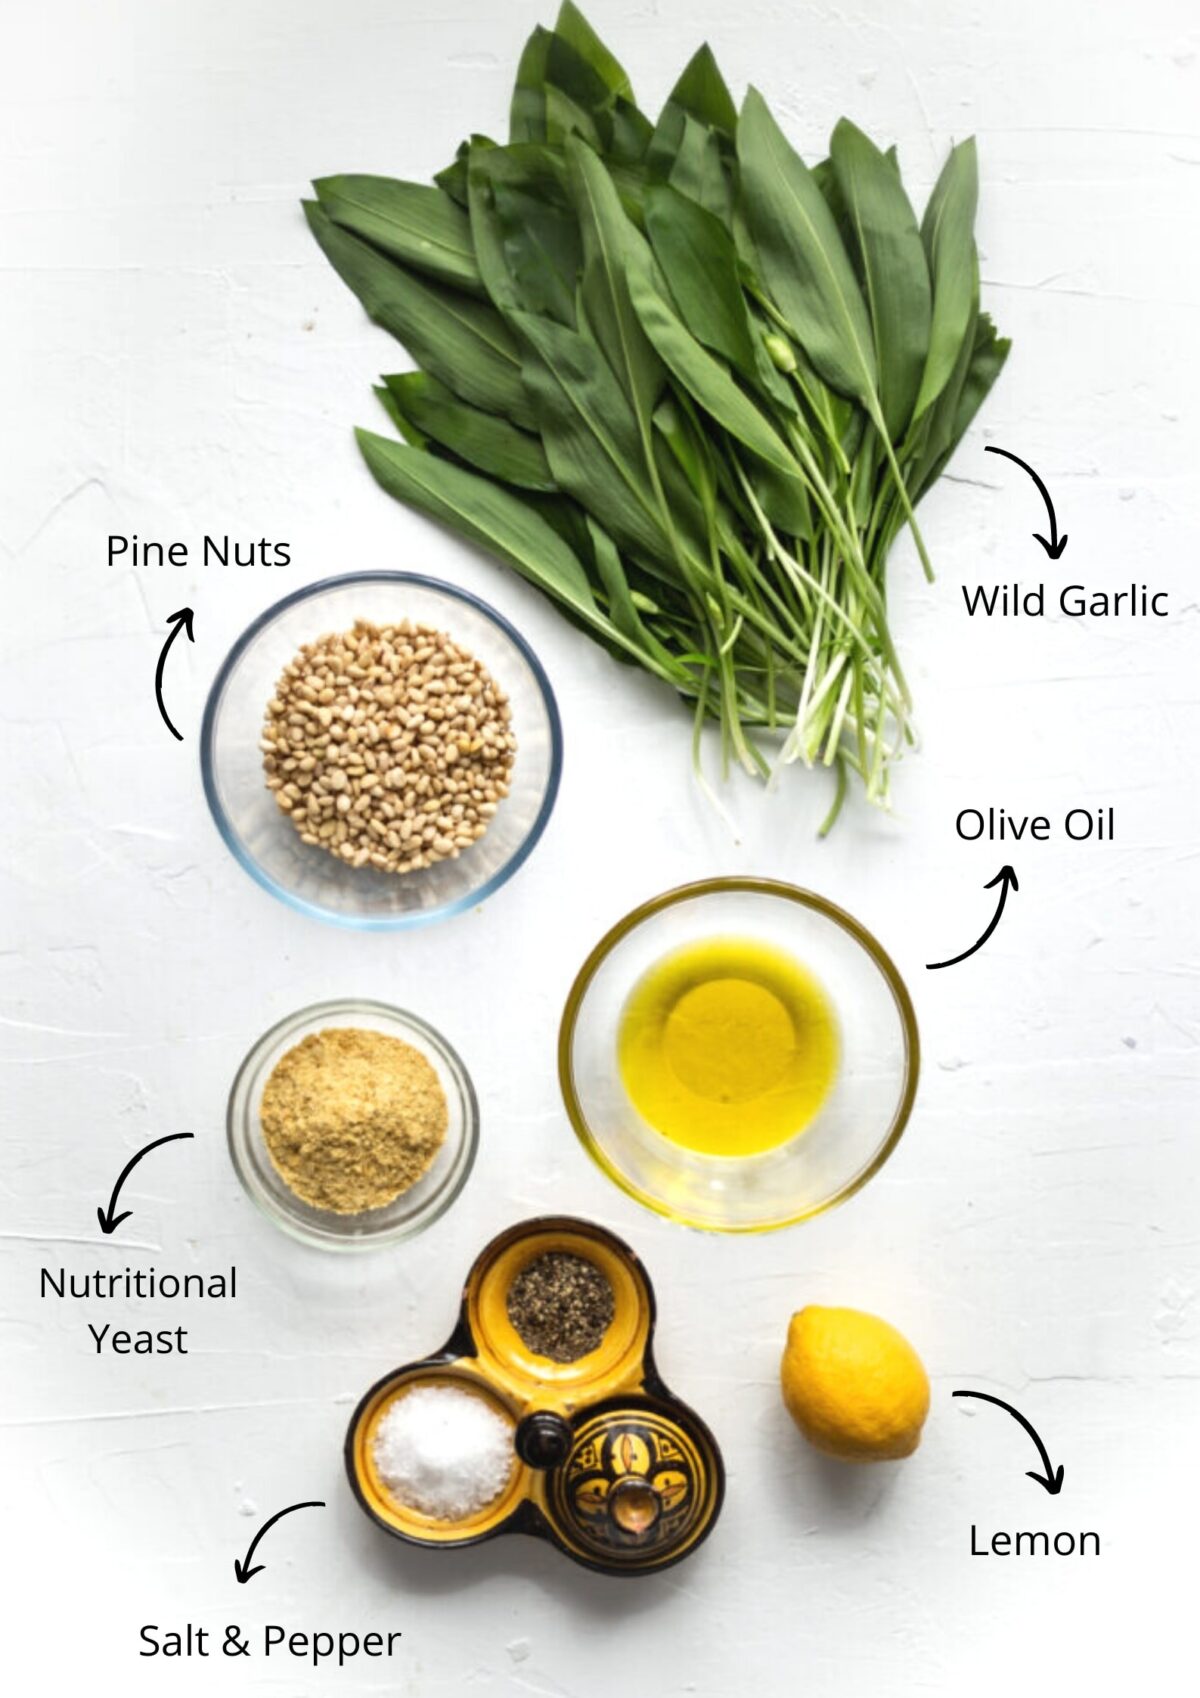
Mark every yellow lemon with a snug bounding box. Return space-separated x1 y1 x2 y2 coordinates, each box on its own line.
781 1306 930 1461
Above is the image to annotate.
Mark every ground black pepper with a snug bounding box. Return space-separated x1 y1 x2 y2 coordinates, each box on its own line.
506 1251 615 1363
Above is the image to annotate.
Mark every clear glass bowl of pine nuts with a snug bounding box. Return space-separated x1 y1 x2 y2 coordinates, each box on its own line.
201 574 562 927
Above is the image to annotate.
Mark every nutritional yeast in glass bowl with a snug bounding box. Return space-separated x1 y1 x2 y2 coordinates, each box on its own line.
227 999 479 1250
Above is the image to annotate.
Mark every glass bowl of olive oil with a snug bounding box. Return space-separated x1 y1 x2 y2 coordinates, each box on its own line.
558 880 919 1233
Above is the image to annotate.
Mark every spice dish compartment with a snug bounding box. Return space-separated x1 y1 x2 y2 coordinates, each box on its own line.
465 1216 652 1394
349 1362 529 1546
345 1215 725 1575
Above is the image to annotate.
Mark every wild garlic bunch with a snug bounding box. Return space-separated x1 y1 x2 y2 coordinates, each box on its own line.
305 4 1007 830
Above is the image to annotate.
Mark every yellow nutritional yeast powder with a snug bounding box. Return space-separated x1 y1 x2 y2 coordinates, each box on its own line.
260 1026 448 1213
617 937 839 1157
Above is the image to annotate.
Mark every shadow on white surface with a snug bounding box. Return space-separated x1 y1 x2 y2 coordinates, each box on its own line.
345 1506 700 1620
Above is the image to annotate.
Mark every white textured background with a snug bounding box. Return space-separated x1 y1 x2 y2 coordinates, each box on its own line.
3 1 1198 1692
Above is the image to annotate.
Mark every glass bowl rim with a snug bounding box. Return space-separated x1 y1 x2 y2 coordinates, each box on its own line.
199 570 564 930
226 996 480 1251
557 877 921 1234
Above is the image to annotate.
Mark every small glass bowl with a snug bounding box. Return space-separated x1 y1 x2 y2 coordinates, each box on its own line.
227 999 478 1250
559 879 919 1234
201 572 562 928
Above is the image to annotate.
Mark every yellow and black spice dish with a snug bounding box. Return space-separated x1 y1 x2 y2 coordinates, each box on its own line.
345 1215 725 1575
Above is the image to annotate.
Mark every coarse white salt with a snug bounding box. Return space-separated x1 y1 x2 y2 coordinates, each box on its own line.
373 1383 515 1521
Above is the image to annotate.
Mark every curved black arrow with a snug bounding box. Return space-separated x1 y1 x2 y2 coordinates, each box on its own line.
926 865 1017 970
984 445 1067 558
155 606 195 741
97 1132 195 1235
953 1389 1064 1494
234 1500 326 1583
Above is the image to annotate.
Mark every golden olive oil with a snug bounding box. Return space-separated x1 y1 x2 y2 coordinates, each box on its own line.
617 937 839 1158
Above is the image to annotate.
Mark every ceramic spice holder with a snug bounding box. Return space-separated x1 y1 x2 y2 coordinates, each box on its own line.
345 1215 725 1575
